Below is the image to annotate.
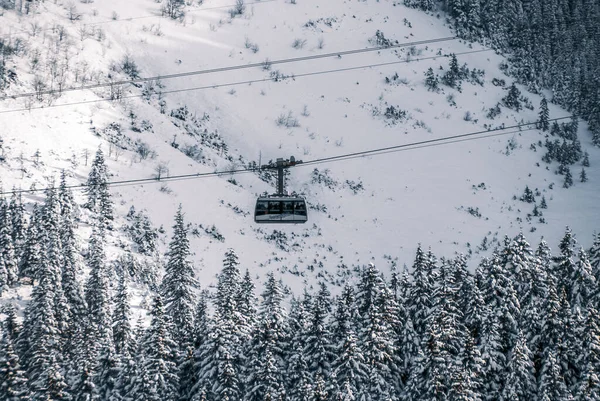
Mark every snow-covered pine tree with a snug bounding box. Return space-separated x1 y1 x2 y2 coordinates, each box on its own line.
237 269 257 336
84 148 113 224
408 245 435 340
8 190 26 254
112 271 134 357
424 67 439 92
95 341 120 400
18 203 43 282
195 249 247 401
18 247 62 399
0 306 29 401
161 205 196 349
0 203 18 287
178 347 197 401
244 273 288 401
501 232 537 305
460 330 484 401
502 83 522 111
478 253 520 400
304 282 336 385
580 168 588 183
500 330 536 400
285 295 313 401
564 167 574 188
554 227 578 300
331 290 369 400
84 223 112 363
355 263 399 399
570 249 596 311
58 176 87 368
574 306 600 400
143 293 179 400
538 97 550 131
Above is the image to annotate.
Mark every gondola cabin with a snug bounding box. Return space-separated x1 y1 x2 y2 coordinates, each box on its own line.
254 196 308 224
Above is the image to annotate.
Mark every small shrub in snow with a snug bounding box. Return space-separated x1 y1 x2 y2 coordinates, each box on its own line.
383 105 408 123
292 38 307 49
121 54 141 79
487 103 501 119
345 180 364 194
135 141 156 160
276 111 300 128
311 168 338 190
371 30 398 47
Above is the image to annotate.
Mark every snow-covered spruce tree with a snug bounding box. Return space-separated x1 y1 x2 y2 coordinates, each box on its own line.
355 263 399 399
331 289 369 400
574 306 600 400
143 293 179 400
94 340 120 400
84 148 113 224
538 98 550 131
195 249 248 401
18 244 62 399
553 227 578 301
0 203 18 287
112 270 134 358
424 67 439 92
18 203 43 282
285 294 312 401
161 205 196 349
58 174 87 367
500 330 536 400
0 307 29 401
304 282 336 386
502 83 522 111
570 249 596 311
236 268 257 349
84 223 112 362
459 330 484 401
408 245 436 340
244 273 288 401
500 232 537 306
41 184 71 351
8 190 26 254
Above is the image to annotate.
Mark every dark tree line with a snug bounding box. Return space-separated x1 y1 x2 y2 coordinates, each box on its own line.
405 0 600 146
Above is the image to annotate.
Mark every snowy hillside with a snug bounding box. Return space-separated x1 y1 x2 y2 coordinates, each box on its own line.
0 0 598 289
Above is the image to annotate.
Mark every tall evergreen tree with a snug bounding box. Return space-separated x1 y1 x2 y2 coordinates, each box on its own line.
245 273 288 401
0 308 29 401
18 204 43 282
161 205 196 348
538 98 550 131
143 293 179 400
112 271 134 357
575 306 600 400
84 148 113 224
286 295 313 401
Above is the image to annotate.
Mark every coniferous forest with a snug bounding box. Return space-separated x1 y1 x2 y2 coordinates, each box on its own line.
0 149 599 400
404 0 600 146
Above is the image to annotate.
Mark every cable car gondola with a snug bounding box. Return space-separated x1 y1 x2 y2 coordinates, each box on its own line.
254 156 308 224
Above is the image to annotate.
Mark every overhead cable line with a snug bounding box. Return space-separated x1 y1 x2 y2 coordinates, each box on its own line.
0 36 459 101
0 115 572 197
0 48 491 114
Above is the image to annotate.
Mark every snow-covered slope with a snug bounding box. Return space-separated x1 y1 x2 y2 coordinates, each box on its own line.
0 0 598 291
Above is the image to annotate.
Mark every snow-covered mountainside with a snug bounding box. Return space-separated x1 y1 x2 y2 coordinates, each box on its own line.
0 0 598 286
